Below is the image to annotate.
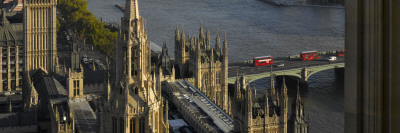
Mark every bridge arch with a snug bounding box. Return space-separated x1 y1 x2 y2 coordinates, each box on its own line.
306 65 345 81
228 63 344 84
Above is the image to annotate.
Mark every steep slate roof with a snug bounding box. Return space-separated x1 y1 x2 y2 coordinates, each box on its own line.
31 69 67 98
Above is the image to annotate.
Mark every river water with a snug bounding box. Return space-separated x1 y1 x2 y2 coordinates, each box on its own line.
86 0 344 132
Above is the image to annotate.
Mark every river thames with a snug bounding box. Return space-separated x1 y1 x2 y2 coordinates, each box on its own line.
87 0 344 132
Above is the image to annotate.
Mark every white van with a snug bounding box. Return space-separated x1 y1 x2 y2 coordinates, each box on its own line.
328 56 337 61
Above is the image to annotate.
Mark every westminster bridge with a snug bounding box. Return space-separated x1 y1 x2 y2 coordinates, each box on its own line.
227 52 345 84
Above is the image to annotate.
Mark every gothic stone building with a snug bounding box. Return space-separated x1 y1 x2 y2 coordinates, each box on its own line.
288 82 309 133
0 10 23 92
23 0 58 73
174 24 229 114
99 0 169 132
233 74 288 133
232 71 309 133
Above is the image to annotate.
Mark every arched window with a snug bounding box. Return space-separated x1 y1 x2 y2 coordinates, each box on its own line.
203 73 208 88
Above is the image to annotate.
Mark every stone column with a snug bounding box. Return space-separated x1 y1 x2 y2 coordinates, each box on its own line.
15 46 19 90
128 45 132 80
301 67 308 82
0 47 2 92
7 46 10 90
345 0 400 132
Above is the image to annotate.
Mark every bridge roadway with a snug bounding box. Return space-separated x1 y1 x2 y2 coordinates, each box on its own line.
227 55 344 84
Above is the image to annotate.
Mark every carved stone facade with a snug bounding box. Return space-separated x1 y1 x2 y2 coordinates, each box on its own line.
174 24 229 114
232 73 289 133
99 0 169 132
0 10 24 92
66 37 84 99
288 83 309 133
23 0 58 73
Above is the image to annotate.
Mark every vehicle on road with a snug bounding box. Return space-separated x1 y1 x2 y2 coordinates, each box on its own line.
253 56 273 66
336 50 345 56
300 50 319 61
275 63 285 67
328 56 337 61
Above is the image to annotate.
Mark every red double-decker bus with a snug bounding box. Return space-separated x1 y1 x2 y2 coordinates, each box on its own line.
336 50 345 56
253 56 273 66
300 51 319 61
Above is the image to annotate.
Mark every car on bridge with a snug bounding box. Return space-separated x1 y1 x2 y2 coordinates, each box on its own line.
328 56 337 61
274 63 285 68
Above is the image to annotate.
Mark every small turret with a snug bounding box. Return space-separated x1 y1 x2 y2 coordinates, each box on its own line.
246 83 253 127
223 34 228 63
282 76 287 96
175 25 180 42
199 21 204 40
206 27 210 50
215 30 221 51
181 27 185 46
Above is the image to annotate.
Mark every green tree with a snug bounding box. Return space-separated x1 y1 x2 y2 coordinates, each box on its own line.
58 0 117 56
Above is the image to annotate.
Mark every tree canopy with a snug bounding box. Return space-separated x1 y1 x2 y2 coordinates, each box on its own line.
58 0 118 56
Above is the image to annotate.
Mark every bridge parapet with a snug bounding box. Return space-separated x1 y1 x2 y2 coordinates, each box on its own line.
228 62 344 84
229 50 341 66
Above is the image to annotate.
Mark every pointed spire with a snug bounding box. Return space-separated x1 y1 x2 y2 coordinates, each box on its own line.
199 21 204 40
247 84 252 102
215 30 221 50
282 76 287 96
206 26 210 50
181 26 185 43
223 33 228 57
126 0 140 20
175 25 180 41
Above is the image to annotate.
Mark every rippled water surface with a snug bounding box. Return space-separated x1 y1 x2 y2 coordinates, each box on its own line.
86 0 344 132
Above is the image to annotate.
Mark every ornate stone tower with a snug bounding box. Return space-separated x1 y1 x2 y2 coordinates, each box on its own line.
175 26 188 78
232 75 253 132
100 0 168 132
288 82 309 133
67 37 84 99
23 0 58 73
174 23 229 114
280 76 289 133
232 74 289 133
